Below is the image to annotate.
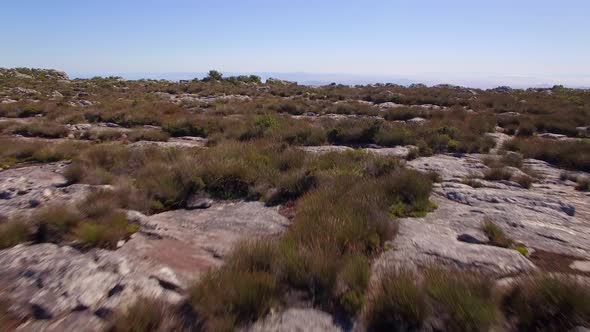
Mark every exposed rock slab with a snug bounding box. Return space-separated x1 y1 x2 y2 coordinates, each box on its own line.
376 153 590 277
0 163 94 218
121 201 290 284
0 201 289 331
0 244 182 332
245 308 343 332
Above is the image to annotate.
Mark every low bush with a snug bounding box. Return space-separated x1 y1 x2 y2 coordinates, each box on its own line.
365 269 429 331
107 298 187 332
162 119 206 137
74 212 138 249
514 174 533 189
127 128 170 142
27 191 138 249
484 167 513 181
13 122 69 138
383 107 425 121
482 219 512 248
503 275 590 331
504 138 590 172
501 152 523 168
190 269 277 331
575 177 590 191
425 269 497 332
0 218 30 249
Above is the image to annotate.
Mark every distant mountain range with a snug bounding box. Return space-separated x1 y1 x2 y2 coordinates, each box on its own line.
70 71 590 89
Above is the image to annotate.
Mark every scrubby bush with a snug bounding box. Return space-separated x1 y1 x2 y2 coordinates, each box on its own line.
575 177 590 191
163 120 206 137
504 138 590 172
0 219 30 249
365 269 429 331
108 298 188 332
503 275 590 331
514 174 533 189
484 167 513 181
383 107 425 121
425 269 497 332
482 219 512 248
13 122 69 138
190 269 277 331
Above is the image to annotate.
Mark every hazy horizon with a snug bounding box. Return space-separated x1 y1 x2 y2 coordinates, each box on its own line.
67 70 590 89
2 0 590 88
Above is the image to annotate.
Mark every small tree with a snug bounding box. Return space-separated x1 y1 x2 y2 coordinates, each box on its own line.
204 70 223 81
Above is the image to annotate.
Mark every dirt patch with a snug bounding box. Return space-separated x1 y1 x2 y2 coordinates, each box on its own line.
529 249 590 276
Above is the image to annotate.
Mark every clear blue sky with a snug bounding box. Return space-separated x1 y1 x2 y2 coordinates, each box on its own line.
2 0 589 86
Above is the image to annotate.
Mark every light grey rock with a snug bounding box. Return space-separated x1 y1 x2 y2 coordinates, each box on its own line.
128 136 207 149
378 102 405 109
10 87 39 96
119 201 290 283
0 243 182 331
363 146 416 159
0 162 92 217
245 308 343 332
186 194 213 209
538 133 567 140
400 154 590 264
570 261 590 273
407 117 426 123
301 145 354 155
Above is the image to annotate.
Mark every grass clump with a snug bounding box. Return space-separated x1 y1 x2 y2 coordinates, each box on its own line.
190 268 277 331
483 167 513 181
0 218 30 249
28 191 138 249
0 138 86 168
504 138 590 172
482 219 512 248
127 129 170 142
575 177 590 191
514 174 533 189
503 275 590 331
163 119 206 137
13 122 69 138
107 298 188 332
365 269 429 331
425 269 497 332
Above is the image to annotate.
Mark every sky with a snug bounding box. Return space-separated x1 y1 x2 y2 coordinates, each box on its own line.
1 0 589 87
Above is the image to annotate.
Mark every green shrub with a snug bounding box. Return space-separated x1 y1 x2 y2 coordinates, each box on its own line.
334 253 371 315
385 170 436 218
107 298 185 332
575 177 590 191
504 138 590 172
501 152 523 168
127 129 170 142
32 204 82 243
383 107 424 121
74 212 138 249
190 269 277 331
503 275 590 331
514 245 529 256
484 167 513 181
482 219 512 248
365 269 429 331
0 219 30 249
426 269 497 332
163 120 206 137
514 174 533 189
13 122 69 138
